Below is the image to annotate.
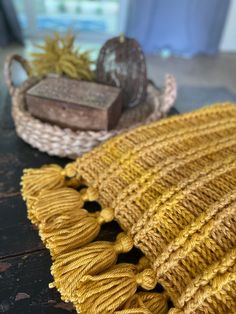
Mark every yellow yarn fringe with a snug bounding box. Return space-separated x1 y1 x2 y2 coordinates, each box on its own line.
21 165 66 222
21 164 169 314
124 292 169 314
21 163 81 217
75 263 157 313
21 165 65 199
50 233 134 302
23 161 81 189
33 187 114 257
30 187 84 226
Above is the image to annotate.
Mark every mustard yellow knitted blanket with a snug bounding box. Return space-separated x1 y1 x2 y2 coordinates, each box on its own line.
21 103 236 314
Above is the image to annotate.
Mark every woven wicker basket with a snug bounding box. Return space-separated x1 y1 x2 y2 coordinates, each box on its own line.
4 54 177 159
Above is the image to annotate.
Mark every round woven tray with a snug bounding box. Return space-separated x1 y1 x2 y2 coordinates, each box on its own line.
4 54 177 159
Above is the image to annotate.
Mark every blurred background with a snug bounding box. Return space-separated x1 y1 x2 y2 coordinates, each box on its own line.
1 0 236 112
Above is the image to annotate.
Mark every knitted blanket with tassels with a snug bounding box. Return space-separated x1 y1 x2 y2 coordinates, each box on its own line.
21 103 236 314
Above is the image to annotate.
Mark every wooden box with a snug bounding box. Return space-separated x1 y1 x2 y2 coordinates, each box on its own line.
26 76 123 131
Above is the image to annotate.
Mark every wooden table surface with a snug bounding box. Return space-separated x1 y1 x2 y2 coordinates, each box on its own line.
0 92 177 313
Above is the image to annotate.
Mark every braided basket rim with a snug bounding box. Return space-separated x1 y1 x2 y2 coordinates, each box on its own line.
12 79 175 159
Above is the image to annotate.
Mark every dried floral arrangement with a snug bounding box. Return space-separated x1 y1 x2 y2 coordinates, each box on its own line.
30 33 94 81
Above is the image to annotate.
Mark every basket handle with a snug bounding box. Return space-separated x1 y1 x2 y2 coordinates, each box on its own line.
148 74 177 122
161 74 177 113
4 54 31 96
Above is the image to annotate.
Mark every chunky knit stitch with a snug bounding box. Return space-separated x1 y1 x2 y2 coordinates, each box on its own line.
21 103 236 314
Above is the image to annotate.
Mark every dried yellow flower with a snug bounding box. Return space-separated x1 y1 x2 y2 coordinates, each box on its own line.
30 33 94 81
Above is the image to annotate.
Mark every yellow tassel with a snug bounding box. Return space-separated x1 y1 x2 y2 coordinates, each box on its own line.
77 296 152 314
34 187 84 223
42 207 114 257
39 209 89 248
113 291 151 314
32 187 114 256
50 233 134 302
124 292 169 314
75 263 157 314
21 162 81 203
27 187 84 227
21 165 66 201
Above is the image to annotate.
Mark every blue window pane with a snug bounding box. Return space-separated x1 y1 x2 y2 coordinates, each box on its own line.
18 15 28 31
13 0 121 37
36 16 107 33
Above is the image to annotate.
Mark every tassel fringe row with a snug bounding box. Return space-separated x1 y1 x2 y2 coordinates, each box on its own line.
21 164 169 314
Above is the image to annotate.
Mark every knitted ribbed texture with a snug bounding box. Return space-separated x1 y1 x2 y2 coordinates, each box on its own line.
21 103 236 314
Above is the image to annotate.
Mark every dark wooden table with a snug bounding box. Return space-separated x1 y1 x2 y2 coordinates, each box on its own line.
0 92 177 313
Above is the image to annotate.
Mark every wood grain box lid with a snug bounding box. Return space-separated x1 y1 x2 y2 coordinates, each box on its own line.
26 76 123 131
